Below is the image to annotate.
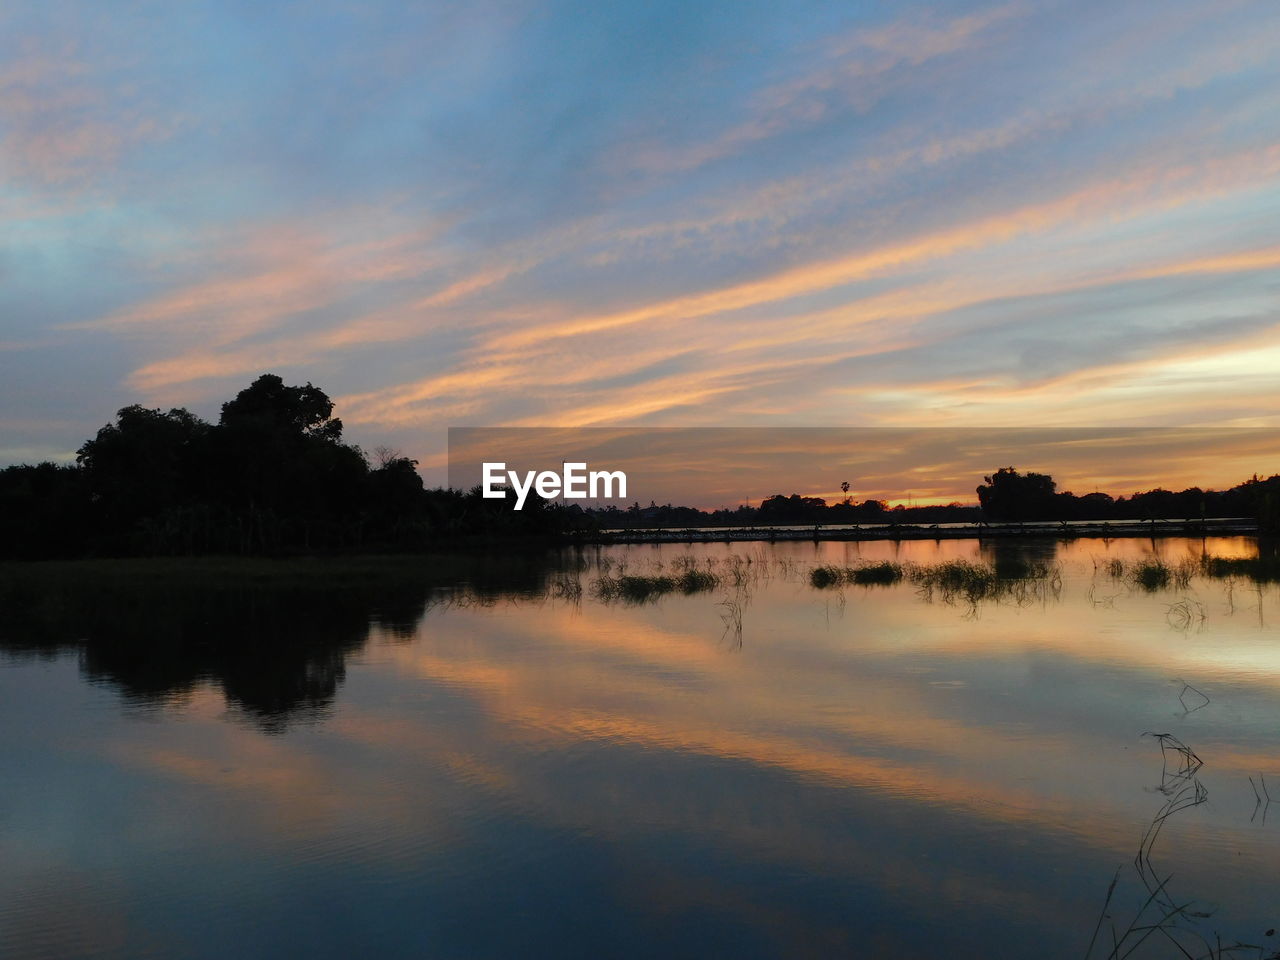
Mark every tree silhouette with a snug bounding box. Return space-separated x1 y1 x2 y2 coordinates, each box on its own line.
76 404 210 549
976 467 1059 521
219 374 344 441
209 375 368 549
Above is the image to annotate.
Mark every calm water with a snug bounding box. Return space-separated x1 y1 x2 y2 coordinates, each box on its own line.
2 538 1279 959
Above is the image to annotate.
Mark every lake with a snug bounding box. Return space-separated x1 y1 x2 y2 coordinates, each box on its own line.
2 537 1278 959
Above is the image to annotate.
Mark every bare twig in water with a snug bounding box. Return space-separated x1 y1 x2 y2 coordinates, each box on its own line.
822 589 847 627
1176 681 1211 716
1143 732 1203 792
1250 774 1274 826
1088 583 1123 608
1087 732 1278 958
1166 598 1207 632
718 597 743 649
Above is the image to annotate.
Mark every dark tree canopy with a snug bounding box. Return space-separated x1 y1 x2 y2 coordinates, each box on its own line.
220 374 344 442
976 467 1059 521
77 404 210 525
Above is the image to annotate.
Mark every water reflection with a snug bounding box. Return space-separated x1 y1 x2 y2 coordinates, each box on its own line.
1 538 1278 959
0 553 575 730
2 582 402 730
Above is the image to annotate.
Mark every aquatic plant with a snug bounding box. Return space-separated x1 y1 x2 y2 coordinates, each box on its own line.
1096 557 1199 592
591 570 722 603
549 573 583 603
809 561 906 588
809 565 844 589
718 596 743 647
850 561 906 585
1165 597 1206 631
1198 555 1280 584
909 558 1060 607
1084 734 1273 960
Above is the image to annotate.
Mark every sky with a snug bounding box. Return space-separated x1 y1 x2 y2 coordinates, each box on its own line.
3 0 1279 500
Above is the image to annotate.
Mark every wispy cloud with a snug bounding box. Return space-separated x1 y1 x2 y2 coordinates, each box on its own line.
0 41 175 188
618 3 1027 176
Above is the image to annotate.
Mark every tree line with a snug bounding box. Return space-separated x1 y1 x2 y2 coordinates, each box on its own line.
974 466 1280 525
584 467 1280 529
2 374 1277 557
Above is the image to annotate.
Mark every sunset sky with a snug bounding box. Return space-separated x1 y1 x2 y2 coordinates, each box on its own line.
4 0 1279 500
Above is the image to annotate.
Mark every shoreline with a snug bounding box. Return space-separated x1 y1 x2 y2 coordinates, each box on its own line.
573 518 1259 545
0 520 1261 570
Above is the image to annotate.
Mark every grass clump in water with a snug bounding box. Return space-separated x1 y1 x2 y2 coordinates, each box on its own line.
1103 558 1194 592
1198 555 1280 583
809 561 906 589
808 559 1058 605
1098 554 1280 590
677 569 720 592
908 558 1059 606
592 570 721 603
1129 560 1170 592
809 565 844 589
850 562 906 585
911 560 998 602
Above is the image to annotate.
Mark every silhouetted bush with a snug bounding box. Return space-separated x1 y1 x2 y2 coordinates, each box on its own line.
0 374 579 558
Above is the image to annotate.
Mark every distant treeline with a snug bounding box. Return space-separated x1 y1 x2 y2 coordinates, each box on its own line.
975 466 1280 525
2 375 1278 558
586 466 1280 529
585 495 950 528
